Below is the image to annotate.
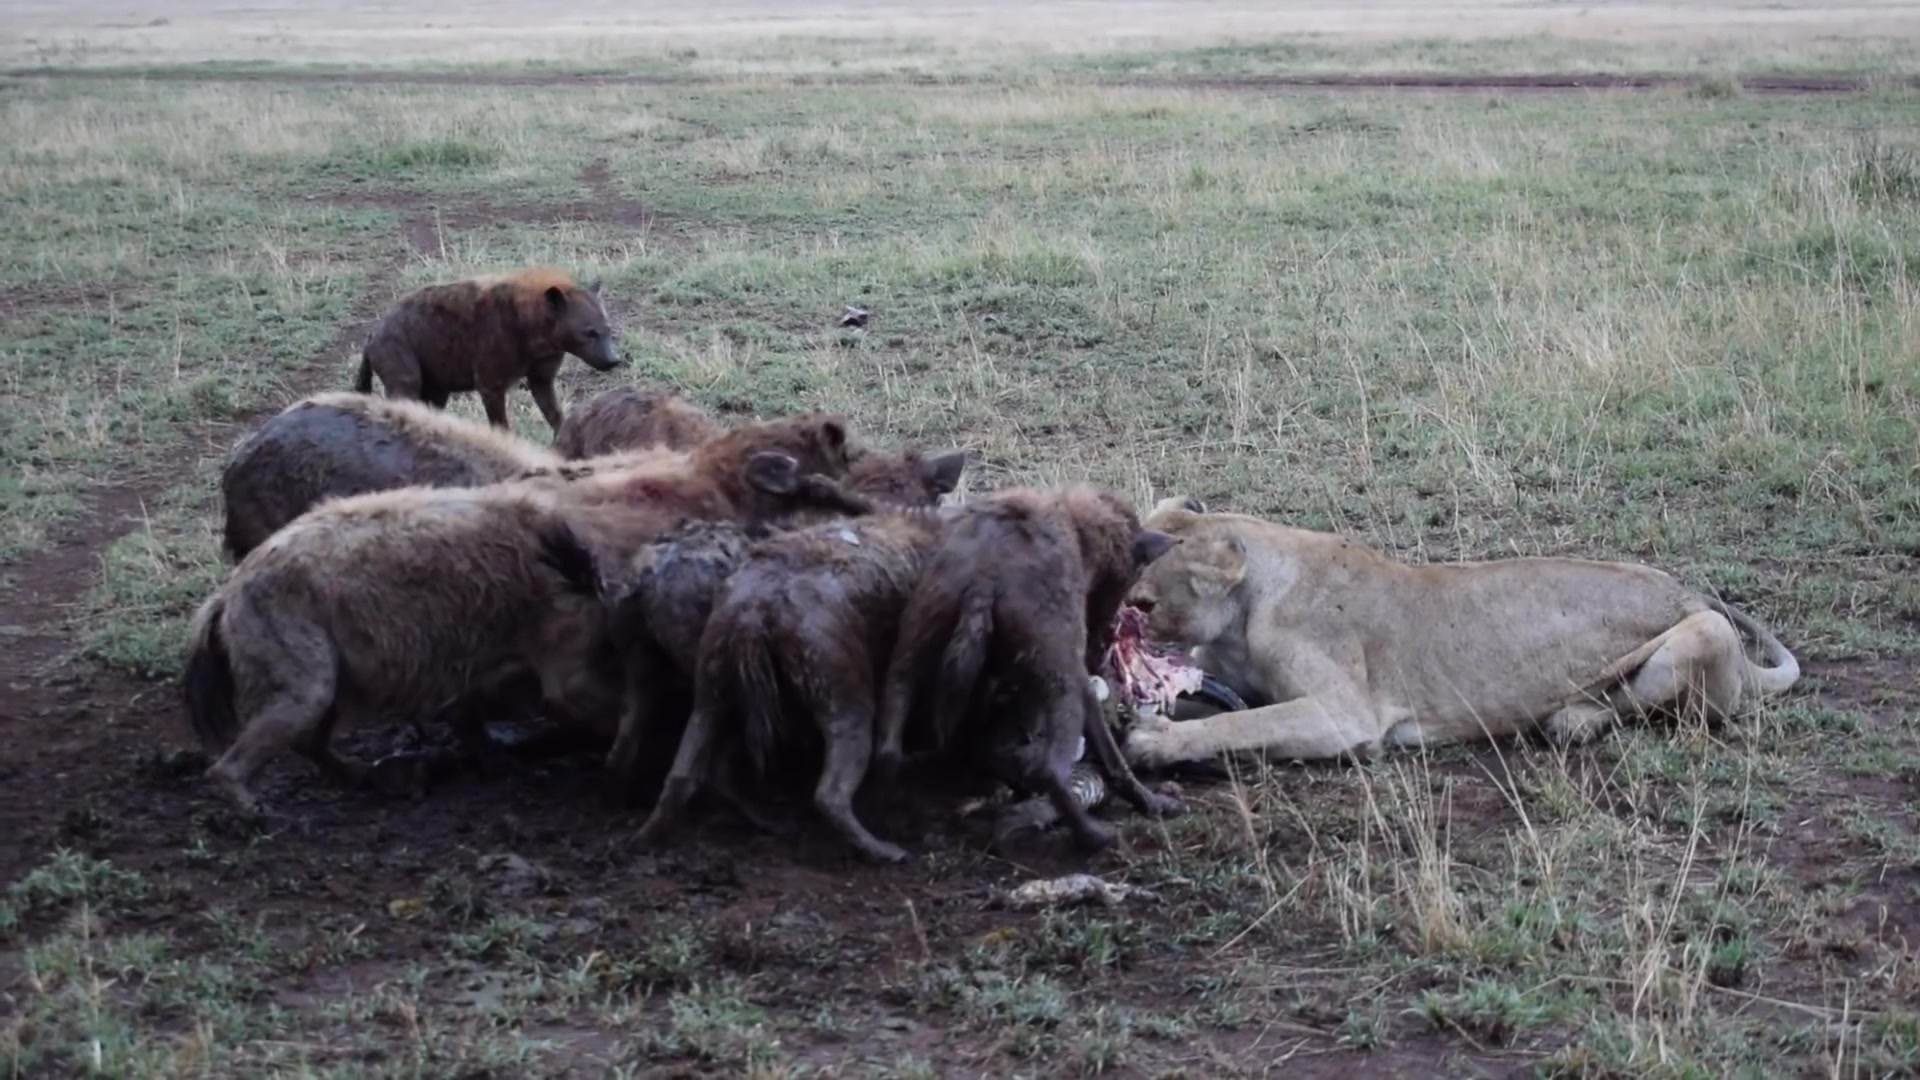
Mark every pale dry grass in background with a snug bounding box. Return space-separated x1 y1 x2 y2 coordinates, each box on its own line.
7 0 1920 74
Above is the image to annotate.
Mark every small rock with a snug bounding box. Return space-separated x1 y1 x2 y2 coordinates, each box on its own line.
476 852 559 896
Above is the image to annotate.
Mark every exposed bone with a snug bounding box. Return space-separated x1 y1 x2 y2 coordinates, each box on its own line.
991 873 1156 910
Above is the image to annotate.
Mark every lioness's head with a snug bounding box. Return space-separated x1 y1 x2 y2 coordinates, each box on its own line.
1126 495 1246 645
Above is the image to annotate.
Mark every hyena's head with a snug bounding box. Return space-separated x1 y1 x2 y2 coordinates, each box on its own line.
549 279 623 371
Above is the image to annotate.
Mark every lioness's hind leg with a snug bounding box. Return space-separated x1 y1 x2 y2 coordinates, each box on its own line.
1616 611 1747 725
1541 700 1615 748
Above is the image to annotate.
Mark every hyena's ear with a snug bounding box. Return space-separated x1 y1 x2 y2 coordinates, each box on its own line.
1132 529 1178 568
586 278 603 295
544 285 569 313
921 449 967 495
819 417 849 456
745 451 801 495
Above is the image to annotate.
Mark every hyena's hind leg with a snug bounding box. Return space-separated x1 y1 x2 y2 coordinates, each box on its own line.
798 653 906 864
1079 679 1182 819
634 693 726 848
1023 676 1117 853
208 660 347 813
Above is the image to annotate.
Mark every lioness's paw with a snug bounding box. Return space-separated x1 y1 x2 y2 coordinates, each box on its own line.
1129 709 1176 734
1125 726 1174 767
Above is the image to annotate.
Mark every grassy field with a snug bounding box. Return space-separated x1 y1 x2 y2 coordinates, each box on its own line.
4 3 1920 1076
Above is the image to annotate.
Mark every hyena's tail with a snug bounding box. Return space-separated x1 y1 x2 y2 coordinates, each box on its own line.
220 516 253 565
731 609 785 780
353 353 375 394
876 567 969 766
929 586 993 752
534 520 604 599
183 595 238 753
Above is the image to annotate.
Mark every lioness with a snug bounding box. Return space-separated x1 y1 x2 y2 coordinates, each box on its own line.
1121 497 1801 767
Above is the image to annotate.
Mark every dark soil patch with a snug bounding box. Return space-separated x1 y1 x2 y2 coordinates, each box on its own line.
1804 656 1918 729
0 178 426 774
0 281 139 319
0 688 1543 1072
305 159 681 259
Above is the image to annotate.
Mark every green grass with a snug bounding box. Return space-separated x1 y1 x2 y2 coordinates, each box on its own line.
4 32 1920 1078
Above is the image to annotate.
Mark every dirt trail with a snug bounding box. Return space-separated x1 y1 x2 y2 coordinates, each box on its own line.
0 158 657 882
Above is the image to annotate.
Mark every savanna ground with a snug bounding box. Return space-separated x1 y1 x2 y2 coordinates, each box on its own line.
4 1 1920 1075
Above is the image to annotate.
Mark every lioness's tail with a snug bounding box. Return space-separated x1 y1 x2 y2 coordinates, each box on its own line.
183 594 239 753
1706 596 1800 696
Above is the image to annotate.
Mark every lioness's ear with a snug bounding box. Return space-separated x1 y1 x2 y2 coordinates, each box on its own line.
921 449 967 494
1132 529 1177 567
1189 532 1247 596
745 451 801 495
1148 495 1205 527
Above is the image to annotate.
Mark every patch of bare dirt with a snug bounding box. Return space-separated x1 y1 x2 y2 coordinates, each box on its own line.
0 281 138 319
1805 656 1919 729
305 159 679 260
0 174 441 851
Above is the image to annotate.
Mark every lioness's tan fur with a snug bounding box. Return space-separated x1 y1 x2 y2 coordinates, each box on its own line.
1122 497 1801 767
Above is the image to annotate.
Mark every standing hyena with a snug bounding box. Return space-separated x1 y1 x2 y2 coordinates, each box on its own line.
355 266 624 435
